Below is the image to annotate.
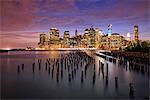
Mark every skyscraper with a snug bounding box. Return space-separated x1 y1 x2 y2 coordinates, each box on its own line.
127 32 131 41
49 28 60 48
63 31 70 48
88 26 96 48
134 25 139 43
95 28 100 48
38 33 49 49
108 24 112 36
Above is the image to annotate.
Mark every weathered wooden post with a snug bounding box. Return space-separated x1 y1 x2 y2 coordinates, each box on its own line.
81 70 84 83
38 59 41 70
69 73 71 82
115 77 118 89
45 62 47 71
101 63 104 79
106 63 108 76
32 62 35 73
56 72 59 83
17 65 20 73
52 68 54 78
93 71 96 85
129 83 134 98
22 64 24 70
105 76 108 87
72 70 74 79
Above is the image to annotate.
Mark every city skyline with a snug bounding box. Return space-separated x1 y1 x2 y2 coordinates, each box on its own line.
0 0 149 48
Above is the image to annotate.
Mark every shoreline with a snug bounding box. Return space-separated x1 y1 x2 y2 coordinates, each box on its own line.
1 49 149 58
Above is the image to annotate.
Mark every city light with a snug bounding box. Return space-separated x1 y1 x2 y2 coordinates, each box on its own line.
38 25 137 51
2 48 11 50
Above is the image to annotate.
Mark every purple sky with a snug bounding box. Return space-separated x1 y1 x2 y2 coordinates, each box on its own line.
0 0 149 48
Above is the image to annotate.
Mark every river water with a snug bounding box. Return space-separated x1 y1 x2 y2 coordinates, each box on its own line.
0 50 149 99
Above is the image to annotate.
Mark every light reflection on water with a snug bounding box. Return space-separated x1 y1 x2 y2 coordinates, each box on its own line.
0 51 149 99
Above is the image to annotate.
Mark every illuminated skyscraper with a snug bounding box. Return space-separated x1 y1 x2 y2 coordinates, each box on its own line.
49 28 60 48
40 34 48 44
108 24 112 36
38 33 49 49
95 28 100 48
63 31 70 48
84 29 89 39
88 26 96 48
127 32 131 41
134 25 139 43
81 29 89 48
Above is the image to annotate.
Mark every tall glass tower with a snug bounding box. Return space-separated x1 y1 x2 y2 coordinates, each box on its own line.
108 24 112 36
134 25 139 43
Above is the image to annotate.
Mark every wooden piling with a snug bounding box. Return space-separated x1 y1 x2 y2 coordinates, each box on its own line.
106 63 108 75
22 64 24 70
105 76 108 87
17 65 20 73
81 71 84 83
32 63 35 73
129 83 134 97
115 77 118 88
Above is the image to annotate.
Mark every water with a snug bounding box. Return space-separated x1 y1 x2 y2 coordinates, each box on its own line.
0 50 149 99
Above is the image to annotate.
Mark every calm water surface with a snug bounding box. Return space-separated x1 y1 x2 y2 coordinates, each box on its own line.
0 51 149 99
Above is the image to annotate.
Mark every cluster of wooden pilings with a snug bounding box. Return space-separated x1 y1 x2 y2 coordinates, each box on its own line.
99 52 149 77
17 50 138 98
117 57 149 77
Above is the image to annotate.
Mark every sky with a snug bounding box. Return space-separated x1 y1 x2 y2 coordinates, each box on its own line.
0 0 149 49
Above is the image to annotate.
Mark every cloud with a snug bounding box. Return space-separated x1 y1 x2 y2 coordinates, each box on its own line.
1 0 39 31
0 0 149 48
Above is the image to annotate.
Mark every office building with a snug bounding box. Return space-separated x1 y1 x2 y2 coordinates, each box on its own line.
49 28 60 48
108 24 112 36
38 33 49 49
134 25 139 43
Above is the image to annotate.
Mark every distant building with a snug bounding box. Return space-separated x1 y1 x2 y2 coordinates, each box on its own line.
127 32 131 41
49 28 60 48
108 24 112 36
70 37 77 48
100 33 125 50
74 30 82 48
100 35 108 50
37 26 137 50
81 31 88 48
88 27 96 48
109 33 125 50
95 28 101 48
63 31 70 48
38 33 49 49
134 25 139 43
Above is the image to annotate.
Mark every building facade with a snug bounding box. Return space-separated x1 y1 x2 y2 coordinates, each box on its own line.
88 27 96 48
134 25 139 43
38 33 49 49
49 28 60 48
63 31 70 48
